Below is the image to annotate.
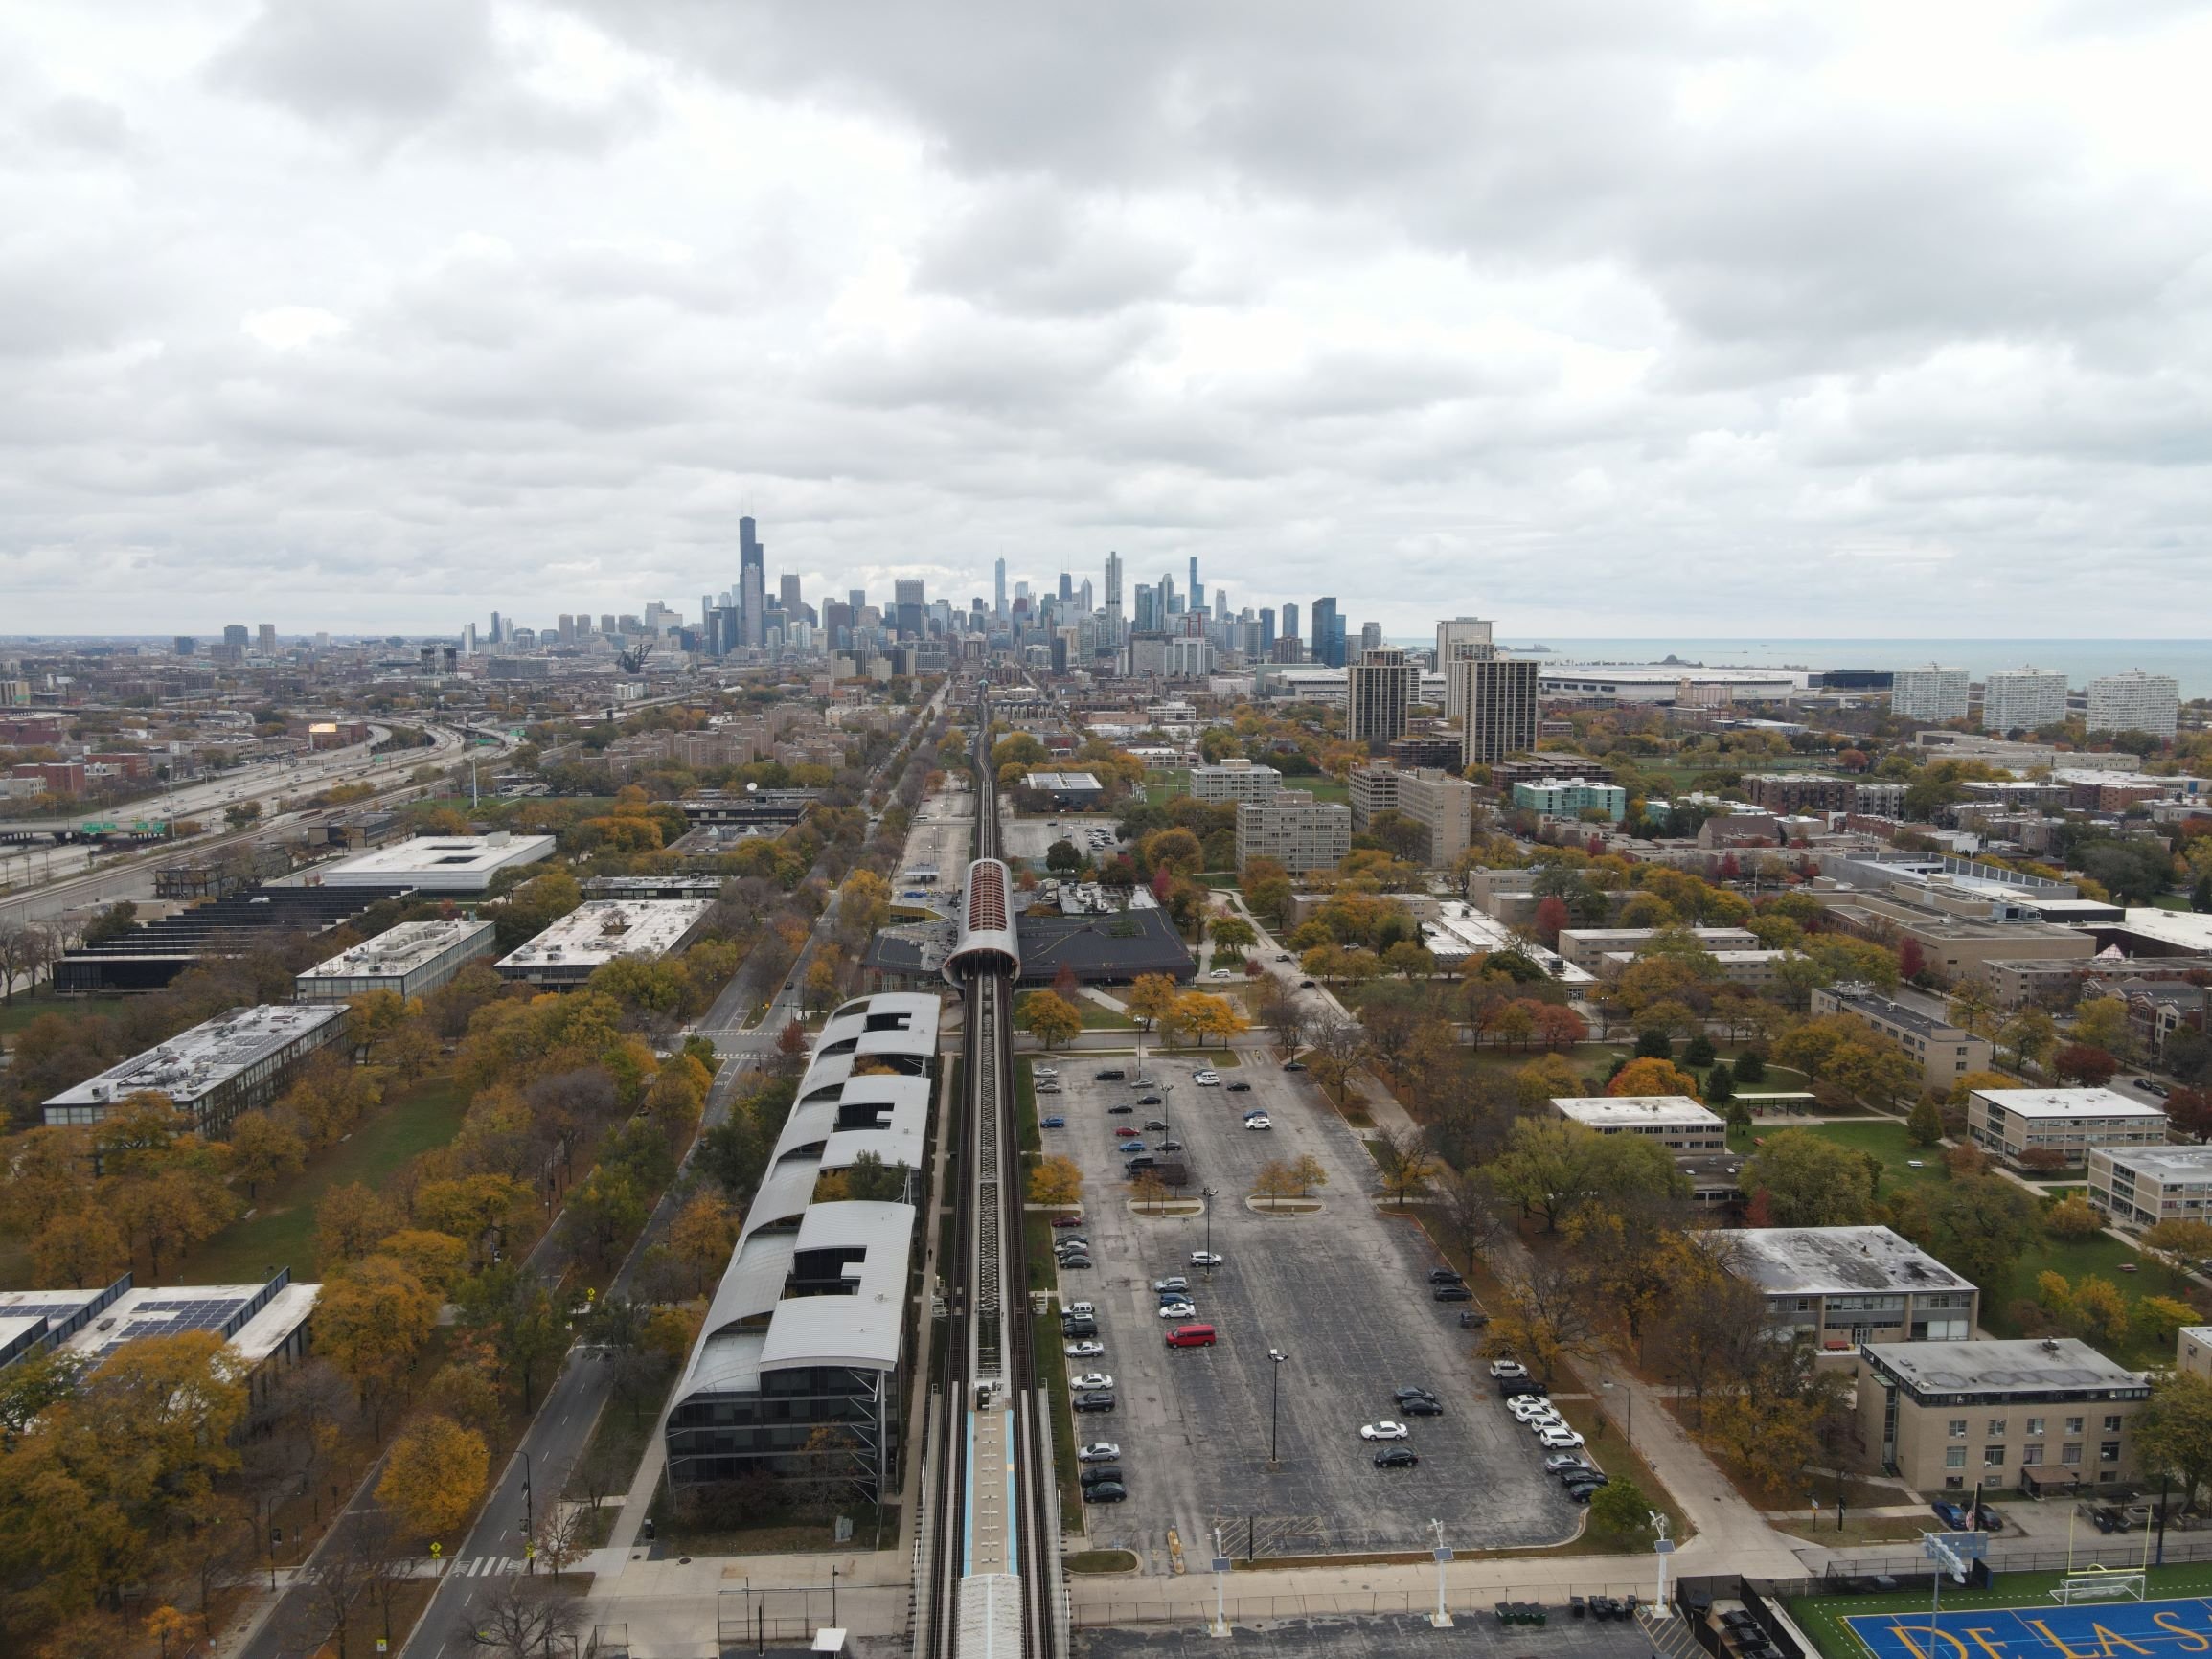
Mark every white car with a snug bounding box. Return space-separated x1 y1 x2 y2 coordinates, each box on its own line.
1157 1300 1197 1319
1190 1251 1223 1267
1064 1340 1105 1358
1535 1425 1586 1450
1079 1442 1121 1463
1066 1302 1096 1319
1358 1421 1410 1442
1193 1071 1221 1084
1488 1359 1528 1379
1072 1372 1115 1391
1509 1399 1560 1425
1243 1115 1273 1130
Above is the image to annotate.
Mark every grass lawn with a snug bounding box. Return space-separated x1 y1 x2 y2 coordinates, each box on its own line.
1987 1231 2177 1365
1033 1308 1085 1532
1789 1565 2212 1659
1143 769 1192 804
1075 1004 1136 1030
0 989 128 1038
178 1072 468 1284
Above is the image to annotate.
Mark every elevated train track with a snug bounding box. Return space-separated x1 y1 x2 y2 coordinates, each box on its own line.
915 684 1064 1659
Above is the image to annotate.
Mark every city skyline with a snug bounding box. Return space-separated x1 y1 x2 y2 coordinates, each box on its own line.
6 7 2212 636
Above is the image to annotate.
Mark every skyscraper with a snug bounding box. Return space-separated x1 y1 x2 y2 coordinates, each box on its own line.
1347 648 1420 746
1259 608 1275 651
894 579 926 640
1455 656 1539 766
1983 667 2068 734
1188 556 1202 614
1310 598 1342 668
1892 664 1970 722
1133 582 1157 634
739 517 766 647
1280 602 1298 648
1059 572 1073 602
780 574 803 620
2087 670 2179 739
994 557 1007 619
257 624 277 656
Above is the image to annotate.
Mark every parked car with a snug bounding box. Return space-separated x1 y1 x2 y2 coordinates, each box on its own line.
1107 1102 1134 1115
1073 1390 1116 1414
1509 1397 1560 1422
1402 1397 1444 1417
1190 1251 1223 1266
1535 1425 1585 1450
1114 1126 1141 1138
1079 1442 1120 1462
1427 1268 1465 1285
1080 1464 1124 1488
1095 1069 1127 1081
1930 1500 1970 1532
1158 1139 1184 1152
1051 1216 1084 1229
1072 1373 1114 1391
1144 1119 1170 1131
1083 1481 1127 1503
1157 1300 1197 1319
1359 1422 1410 1442
1064 1340 1104 1358
1040 1115 1066 1128
1243 1115 1273 1131
1060 1256 1093 1270
1194 1073 1221 1086
1137 1094 1164 1105
1393 1386 1438 1404
1226 1081 1253 1093
1119 1142 1148 1156
1544 1453 1598 1476
1153 1276 1190 1293
1373 1448 1419 1469
1433 1284 1473 1302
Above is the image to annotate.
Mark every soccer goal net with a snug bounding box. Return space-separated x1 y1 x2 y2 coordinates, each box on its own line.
2051 1569 2146 1604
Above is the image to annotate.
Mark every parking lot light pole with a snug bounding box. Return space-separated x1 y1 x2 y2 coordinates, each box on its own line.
1268 1349 1288 1467
1201 1187 1219 1278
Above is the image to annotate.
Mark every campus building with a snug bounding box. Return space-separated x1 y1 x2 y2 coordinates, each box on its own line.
44 1003 352 1136
1808 985 1994 1091
1188 759 1283 806
1234 790 1351 874
316 832 556 893
1553 926 1760 972
495 899 715 987
1965 1086 2169 1165
1704 1226 1979 1354
1347 765 1476 866
1858 1338 2149 1493
294 919 498 1002
2086 1145 2212 1233
1509 777 1626 824
1549 1095 1726 1150
666 993 939 1498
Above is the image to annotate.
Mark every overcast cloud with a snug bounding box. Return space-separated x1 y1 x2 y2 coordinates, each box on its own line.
4 0 2210 637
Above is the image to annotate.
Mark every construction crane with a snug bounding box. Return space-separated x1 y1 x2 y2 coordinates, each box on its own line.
615 640 653 674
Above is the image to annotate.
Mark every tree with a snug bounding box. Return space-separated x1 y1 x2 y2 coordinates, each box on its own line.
1587 1477 1654 1543
1742 1130 1880 1226
1018 989 1083 1050
1175 992 1250 1047
668 1190 740 1294
2043 1195 2106 1240
1735 1050 1767 1084
1433 1166 1504 1262
318 1255 438 1435
1682 1032 1717 1069
1045 838 1083 875
1514 1052 1585 1112
1028 1155 1083 1209
1703 1059 1735 1105
1371 1126 1438 1206
1124 974 1179 1032
471 1581 583 1659
226 1110 306 1200
1486 1253 1603 1387
2136 1372 2212 1508
376 1414 489 1545
1906 1095 1945 1148
1906 1175 2039 1307
566 1165 650 1270
1998 1009 2058 1071
2054 1043 2120 1086
1608 1057 1700 1098
1289 1153 1329 1197
2142 1217 2212 1274
1633 1028 1674 1060
30 1209 127 1288
1208 915 1258 960
224 800 262 830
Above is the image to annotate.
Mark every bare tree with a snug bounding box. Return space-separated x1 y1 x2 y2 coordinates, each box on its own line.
472 1581 584 1659
1256 977 1308 1054
1433 1166 1505 1264
1370 1125 1440 1206
289 1532 377 1659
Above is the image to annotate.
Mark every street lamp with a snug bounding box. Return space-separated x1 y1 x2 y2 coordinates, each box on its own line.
1201 1186 1219 1278
1267 1349 1288 1467
519 1449 535 1573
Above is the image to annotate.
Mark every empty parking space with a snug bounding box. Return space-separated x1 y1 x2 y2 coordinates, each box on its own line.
1042 1049 1577 1564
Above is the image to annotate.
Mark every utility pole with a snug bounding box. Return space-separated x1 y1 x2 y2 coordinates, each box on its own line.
1429 1519 1453 1628
1210 1527 1231 1639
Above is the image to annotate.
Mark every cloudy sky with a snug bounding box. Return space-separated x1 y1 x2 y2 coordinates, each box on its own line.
6 1 2211 640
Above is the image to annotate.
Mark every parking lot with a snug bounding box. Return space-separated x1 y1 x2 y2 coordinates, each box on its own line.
998 810 1123 870
1040 1046 1579 1565
1078 1610 1666 1659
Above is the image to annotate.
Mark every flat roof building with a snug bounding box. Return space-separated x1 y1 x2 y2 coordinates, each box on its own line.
667 992 941 1499
294 919 498 1002
1235 789 1350 874
1859 1338 2149 1493
2179 1327 2212 1383
0 1270 318 1409
1966 1086 2169 1164
1551 1095 1725 1150
496 899 715 987
1021 771 1103 808
1705 1225 1978 1353
1555 926 1759 971
45 1003 351 1136
1348 765 1477 866
1809 984 1995 1090
317 832 555 892
2087 1144 2212 1233
1510 777 1627 824
1188 758 1282 806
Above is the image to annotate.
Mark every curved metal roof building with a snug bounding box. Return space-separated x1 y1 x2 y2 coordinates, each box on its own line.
943 857 1020 983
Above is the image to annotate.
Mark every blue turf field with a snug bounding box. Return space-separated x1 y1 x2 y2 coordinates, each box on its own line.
1848 1596 2212 1659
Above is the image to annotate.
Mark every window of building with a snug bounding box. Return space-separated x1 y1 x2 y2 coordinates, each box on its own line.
2022 1445 2043 1466
2063 1443 2085 1466
1984 1446 2006 1467
1946 1447 1967 1469
2066 1417 2085 1434
1949 1419 1968 1439
2026 1418 2045 1437
2104 1415 2123 1433
1987 1419 2006 1437
2102 1442 2122 1464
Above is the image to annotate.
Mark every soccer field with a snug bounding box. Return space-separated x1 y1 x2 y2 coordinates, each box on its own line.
1790 1572 2212 1659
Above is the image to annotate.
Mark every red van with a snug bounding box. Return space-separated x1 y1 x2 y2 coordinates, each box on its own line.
1165 1324 1217 1349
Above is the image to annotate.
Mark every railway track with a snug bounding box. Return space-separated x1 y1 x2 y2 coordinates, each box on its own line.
913 682 1064 1659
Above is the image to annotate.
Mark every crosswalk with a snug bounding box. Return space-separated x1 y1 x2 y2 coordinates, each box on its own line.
451 1555 524 1578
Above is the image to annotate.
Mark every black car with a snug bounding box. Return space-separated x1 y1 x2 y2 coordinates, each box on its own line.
1107 1102 1134 1115
1498 1377 1545 1398
1427 1268 1465 1285
1373 1448 1419 1469
1061 1317 1098 1337
1393 1386 1438 1404
1226 1081 1252 1093
1158 1139 1184 1152
1298 979 1316 989
1080 1464 1124 1488
1095 1069 1127 1081
1562 1481 1599 1505
1137 1095 1164 1106
1083 1481 1128 1503
1073 1390 1116 1413
1433 1284 1474 1302
1060 1256 1093 1270
1144 1119 1169 1131
1402 1397 1445 1417
1283 1060 1307 1072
